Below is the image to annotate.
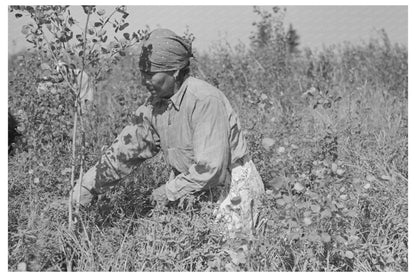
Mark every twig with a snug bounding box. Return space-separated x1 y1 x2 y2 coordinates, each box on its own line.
68 110 78 230
75 8 91 214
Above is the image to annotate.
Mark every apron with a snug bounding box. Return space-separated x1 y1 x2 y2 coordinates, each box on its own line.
214 156 265 242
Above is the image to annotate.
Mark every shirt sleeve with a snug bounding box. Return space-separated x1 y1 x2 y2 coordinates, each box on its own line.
165 96 230 201
71 104 160 205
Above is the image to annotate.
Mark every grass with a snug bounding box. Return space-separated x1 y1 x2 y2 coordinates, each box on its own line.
8 32 407 271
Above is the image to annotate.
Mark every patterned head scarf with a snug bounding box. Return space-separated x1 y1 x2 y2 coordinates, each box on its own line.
139 28 193 73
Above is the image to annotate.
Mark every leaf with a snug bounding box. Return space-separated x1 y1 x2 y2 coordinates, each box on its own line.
277 146 285 153
345 251 354 259
306 191 320 200
288 231 300 240
320 209 331 218
331 163 338 173
339 194 348 200
68 17 75 25
98 29 107 37
346 209 358 217
288 219 298 227
123 32 130 40
40 63 51 71
308 232 320 241
94 22 102 27
61 167 72 175
321 232 331 242
262 137 275 151
269 176 288 192
101 47 109 54
349 235 359 243
225 249 246 265
366 174 376 182
335 235 347 244
17 262 27 271
225 263 236 272
310 204 320 213
283 195 291 204
259 245 267 254
276 199 285 206
119 50 126 56
15 13 22 18
78 50 84 57
303 217 312 226
119 22 129 31
303 210 311 218
293 182 304 192
82 5 95 14
97 9 106 16
352 178 361 184
381 175 391 181
336 169 345 176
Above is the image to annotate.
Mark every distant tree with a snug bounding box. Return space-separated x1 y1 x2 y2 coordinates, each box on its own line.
286 23 300 54
250 6 287 49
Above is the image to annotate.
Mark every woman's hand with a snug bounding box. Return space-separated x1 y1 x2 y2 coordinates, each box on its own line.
150 184 169 207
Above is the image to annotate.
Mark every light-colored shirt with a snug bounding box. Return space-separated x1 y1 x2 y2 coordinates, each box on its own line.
76 77 248 203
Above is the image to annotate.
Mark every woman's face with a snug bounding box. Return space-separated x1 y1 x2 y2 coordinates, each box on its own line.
141 71 176 99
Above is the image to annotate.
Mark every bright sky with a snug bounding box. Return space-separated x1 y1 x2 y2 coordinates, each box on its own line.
8 5 408 55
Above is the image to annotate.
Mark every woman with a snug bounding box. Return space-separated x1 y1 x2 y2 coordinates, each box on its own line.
71 28 265 242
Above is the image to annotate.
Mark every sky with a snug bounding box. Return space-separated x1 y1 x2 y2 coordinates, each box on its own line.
7 5 408 55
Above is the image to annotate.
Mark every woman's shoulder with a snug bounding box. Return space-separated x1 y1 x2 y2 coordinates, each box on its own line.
186 77 224 101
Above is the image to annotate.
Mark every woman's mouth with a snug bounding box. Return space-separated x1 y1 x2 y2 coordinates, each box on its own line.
146 86 156 94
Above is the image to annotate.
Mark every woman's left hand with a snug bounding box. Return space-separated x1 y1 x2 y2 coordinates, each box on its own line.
150 185 169 206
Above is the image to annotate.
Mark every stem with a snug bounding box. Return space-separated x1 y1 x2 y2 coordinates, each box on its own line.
68 7 91 230
99 7 119 32
68 110 78 229
75 9 91 211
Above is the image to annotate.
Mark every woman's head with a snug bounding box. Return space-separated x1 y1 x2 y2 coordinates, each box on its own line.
139 28 192 98
141 63 190 99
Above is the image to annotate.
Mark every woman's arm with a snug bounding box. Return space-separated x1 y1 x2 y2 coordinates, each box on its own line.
165 96 230 201
71 104 160 206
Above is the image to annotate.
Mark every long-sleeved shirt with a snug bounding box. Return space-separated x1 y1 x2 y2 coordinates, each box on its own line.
73 77 248 203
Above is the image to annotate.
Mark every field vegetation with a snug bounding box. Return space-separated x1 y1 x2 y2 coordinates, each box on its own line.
8 6 407 271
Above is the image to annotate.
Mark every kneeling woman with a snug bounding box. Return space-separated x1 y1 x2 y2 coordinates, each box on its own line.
71 28 265 242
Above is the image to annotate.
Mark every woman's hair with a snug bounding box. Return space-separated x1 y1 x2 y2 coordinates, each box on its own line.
176 61 191 84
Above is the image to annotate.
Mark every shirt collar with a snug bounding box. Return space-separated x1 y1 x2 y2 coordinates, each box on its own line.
169 77 191 111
